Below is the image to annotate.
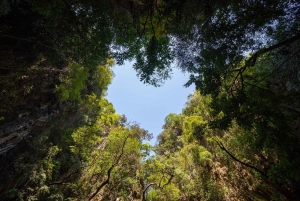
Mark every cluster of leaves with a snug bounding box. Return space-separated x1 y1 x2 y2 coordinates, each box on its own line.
55 59 114 102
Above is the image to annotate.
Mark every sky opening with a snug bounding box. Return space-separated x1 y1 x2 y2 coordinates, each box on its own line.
106 61 195 145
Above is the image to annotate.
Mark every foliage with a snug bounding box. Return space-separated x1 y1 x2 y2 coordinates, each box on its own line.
55 60 113 102
1 0 300 200
55 63 89 102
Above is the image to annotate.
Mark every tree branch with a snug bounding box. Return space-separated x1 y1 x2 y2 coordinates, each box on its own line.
88 135 129 200
160 173 174 189
252 48 300 85
244 33 300 70
214 140 268 178
142 183 157 201
230 34 300 96
142 171 174 201
49 170 78 185
0 34 59 51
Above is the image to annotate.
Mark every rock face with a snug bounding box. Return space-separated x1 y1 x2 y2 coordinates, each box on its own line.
0 105 58 155
0 67 66 156
0 65 63 155
0 0 66 156
0 69 62 155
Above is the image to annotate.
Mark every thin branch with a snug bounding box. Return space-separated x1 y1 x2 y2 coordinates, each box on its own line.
142 183 157 201
49 170 78 185
229 34 300 96
0 34 59 51
88 135 129 201
142 171 174 201
282 106 300 114
160 173 174 189
244 80 275 94
252 48 300 85
241 33 300 71
214 140 268 178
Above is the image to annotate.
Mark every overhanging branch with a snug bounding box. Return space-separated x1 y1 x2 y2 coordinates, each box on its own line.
214 140 268 178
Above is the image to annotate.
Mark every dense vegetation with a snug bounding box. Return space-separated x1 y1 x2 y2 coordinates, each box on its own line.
0 0 299 200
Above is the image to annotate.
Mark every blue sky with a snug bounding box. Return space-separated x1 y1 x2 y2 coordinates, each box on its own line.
106 61 194 145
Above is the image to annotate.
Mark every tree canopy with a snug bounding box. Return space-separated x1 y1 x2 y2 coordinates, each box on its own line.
0 0 300 200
